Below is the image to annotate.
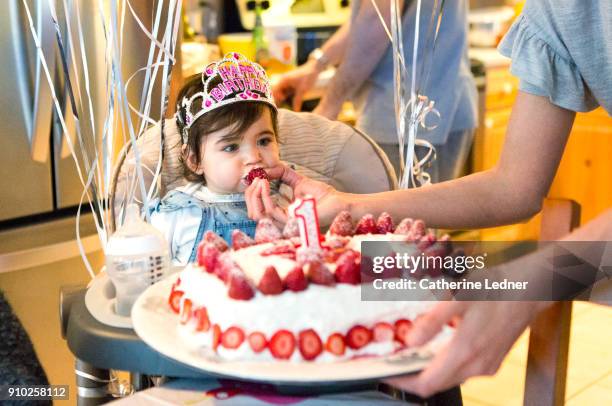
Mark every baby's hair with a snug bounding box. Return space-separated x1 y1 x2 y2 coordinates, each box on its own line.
176 74 279 182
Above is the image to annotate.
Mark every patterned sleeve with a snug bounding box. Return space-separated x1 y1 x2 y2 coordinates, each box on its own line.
498 14 598 112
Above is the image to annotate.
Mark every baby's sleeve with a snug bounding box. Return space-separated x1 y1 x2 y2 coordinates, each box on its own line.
498 14 598 112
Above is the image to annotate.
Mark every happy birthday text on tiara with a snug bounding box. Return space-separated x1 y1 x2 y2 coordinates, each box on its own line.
209 63 270 102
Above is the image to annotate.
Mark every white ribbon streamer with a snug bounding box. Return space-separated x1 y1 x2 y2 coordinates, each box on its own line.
370 0 443 189
24 0 182 279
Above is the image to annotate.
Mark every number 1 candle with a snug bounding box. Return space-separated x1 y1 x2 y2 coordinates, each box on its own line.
288 197 322 250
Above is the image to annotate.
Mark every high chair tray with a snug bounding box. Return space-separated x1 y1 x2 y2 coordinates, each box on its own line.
65 289 212 377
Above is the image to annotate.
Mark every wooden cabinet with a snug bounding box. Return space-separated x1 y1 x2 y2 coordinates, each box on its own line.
472 65 612 240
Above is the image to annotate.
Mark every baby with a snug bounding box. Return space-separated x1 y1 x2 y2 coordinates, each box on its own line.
150 53 282 265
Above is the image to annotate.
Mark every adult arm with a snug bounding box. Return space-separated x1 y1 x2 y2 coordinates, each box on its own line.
314 0 400 119
276 92 574 228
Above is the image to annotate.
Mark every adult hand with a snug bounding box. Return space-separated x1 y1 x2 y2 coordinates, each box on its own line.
249 164 351 227
272 61 321 111
383 300 551 398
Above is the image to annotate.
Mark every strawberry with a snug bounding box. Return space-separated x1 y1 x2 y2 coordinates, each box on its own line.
231 230 255 250
334 249 361 284
373 322 395 342
409 220 426 241
329 211 354 236
394 218 414 235
394 319 413 345
212 324 222 351
325 236 349 250
221 326 245 349
245 167 269 185
346 325 373 350
215 252 241 282
376 212 395 234
304 261 335 286
298 329 323 361
282 217 300 238
197 243 220 273
269 330 295 360
168 290 184 314
255 218 282 244
283 266 309 292
203 231 229 252
180 298 192 324
424 235 452 257
323 247 345 263
194 307 210 332
248 332 268 353
325 333 346 356
227 271 255 300
257 266 283 295
354 214 378 235
260 241 296 259
417 233 437 251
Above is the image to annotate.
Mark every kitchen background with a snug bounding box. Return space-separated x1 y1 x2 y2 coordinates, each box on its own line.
0 1 610 405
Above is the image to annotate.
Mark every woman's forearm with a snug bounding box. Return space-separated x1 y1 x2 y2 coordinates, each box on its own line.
346 168 532 229
343 92 576 229
320 22 350 68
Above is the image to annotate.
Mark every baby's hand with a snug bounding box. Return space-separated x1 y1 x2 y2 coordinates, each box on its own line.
245 177 288 227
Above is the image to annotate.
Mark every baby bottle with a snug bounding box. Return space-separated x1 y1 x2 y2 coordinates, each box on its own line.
105 204 169 316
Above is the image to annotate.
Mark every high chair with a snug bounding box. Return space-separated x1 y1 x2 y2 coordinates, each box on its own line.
62 109 403 405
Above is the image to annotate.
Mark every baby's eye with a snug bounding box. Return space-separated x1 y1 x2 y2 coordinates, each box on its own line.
257 137 273 147
222 144 238 152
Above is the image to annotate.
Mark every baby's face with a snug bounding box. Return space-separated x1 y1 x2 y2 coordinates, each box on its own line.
198 109 280 194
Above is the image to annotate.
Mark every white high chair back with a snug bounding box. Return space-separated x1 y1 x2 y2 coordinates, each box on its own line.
110 109 397 231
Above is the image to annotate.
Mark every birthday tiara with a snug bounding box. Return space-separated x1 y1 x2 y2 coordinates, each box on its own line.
180 52 276 141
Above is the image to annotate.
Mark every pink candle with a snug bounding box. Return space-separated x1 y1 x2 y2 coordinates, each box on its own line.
289 197 322 250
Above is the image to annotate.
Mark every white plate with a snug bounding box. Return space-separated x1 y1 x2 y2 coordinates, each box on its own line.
132 276 453 385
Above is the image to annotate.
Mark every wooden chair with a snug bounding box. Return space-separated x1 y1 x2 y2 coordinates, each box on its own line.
524 198 581 406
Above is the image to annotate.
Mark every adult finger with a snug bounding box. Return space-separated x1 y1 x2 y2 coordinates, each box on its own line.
383 339 466 398
408 301 466 347
292 87 304 111
267 165 304 188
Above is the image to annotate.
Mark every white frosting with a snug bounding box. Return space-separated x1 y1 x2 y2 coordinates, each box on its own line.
177 270 433 361
229 242 298 281
175 233 432 362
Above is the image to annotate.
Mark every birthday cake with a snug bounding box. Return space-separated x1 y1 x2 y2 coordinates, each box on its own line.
167 206 452 363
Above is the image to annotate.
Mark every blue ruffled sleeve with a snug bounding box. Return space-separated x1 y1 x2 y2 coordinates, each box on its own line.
498 14 598 112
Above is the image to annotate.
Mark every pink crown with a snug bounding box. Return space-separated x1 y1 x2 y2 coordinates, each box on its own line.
181 53 276 140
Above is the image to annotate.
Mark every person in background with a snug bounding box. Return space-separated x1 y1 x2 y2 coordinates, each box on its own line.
247 0 612 396
272 0 477 182
150 54 282 265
